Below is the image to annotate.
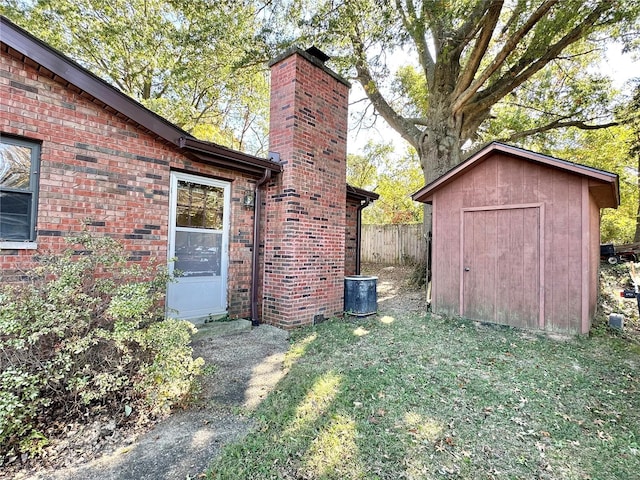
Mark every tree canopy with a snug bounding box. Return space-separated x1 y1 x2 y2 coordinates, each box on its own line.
282 0 640 184
1 0 272 154
347 141 424 224
547 125 638 244
4 0 640 235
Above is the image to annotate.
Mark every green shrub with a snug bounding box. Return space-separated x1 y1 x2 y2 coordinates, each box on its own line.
0 231 203 459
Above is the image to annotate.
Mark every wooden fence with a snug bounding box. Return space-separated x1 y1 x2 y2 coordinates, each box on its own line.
361 224 426 265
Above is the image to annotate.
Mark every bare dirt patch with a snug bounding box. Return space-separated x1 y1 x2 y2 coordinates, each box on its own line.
362 263 428 317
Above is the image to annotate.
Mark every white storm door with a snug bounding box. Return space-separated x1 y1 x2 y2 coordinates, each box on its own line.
167 172 230 320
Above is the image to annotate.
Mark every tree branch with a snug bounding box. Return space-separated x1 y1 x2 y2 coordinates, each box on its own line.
404 117 430 126
350 32 423 149
470 2 611 115
422 1 444 59
498 118 620 143
452 0 560 113
454 0 504 97
396 0 435 86
452 0 499 56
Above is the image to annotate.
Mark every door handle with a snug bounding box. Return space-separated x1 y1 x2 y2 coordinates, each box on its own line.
464 267 470 272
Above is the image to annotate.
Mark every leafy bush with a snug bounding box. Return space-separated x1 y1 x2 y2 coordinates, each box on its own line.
0 231 203 459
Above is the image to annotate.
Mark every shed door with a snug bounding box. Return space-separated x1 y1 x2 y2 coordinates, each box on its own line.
462 207 541 329
167 172 230 321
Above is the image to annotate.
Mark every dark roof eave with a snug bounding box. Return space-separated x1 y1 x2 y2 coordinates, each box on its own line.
179 137 282 174
347 184 379 202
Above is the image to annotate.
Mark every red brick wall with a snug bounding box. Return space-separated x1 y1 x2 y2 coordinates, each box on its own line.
0 51 256 319
264 50 349 327
345 198 361 276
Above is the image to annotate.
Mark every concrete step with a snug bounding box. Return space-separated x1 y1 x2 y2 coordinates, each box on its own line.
190 319 252 341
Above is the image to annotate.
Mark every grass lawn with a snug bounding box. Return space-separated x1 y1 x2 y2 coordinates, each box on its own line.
208 311 640 479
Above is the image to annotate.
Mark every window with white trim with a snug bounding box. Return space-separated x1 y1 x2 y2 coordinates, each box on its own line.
0 135 41 242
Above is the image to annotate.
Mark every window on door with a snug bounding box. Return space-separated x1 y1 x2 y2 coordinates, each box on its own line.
0 135 41 241
174 180 225 277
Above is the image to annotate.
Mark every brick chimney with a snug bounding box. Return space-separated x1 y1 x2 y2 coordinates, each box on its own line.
263 47 350 328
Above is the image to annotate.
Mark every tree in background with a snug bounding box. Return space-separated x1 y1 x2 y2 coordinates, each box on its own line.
348 141 424 224
627 82 640 243
509 79 640 245
277 0 640 228
544 126 638 244
1 0 271 155
4 1 640 235
347 141 391 190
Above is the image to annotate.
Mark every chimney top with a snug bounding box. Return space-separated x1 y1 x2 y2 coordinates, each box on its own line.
267 47 351 88
305 46 330 63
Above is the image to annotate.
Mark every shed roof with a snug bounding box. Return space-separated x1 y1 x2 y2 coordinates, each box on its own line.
412 142 619 208
0 15 282 176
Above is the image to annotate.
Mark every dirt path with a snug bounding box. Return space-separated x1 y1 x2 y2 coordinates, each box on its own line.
17 325 291 480
365 264 428 317
12 265 423 480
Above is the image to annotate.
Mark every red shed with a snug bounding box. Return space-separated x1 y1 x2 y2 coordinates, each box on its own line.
412 142 619 334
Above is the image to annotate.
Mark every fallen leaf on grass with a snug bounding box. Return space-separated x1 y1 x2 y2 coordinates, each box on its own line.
510 416 528 427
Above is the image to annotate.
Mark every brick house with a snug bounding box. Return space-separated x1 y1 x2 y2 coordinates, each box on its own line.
0 17 377 328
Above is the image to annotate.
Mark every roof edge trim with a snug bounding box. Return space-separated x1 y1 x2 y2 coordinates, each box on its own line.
412 142 619 206
179 137 282 173
347 184 379 201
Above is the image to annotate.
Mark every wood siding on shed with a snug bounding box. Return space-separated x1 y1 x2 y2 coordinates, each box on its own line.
431 153 591 333
461 205 541 329
589 190 601 329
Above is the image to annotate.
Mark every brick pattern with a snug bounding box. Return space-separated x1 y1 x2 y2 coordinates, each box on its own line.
0 52 255 318
263 52 349 327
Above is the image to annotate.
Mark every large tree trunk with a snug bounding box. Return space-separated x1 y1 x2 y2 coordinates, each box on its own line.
417 98 464 223
416 92 464 283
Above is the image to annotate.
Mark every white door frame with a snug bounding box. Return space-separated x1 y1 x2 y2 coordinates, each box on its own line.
167 171 231 321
